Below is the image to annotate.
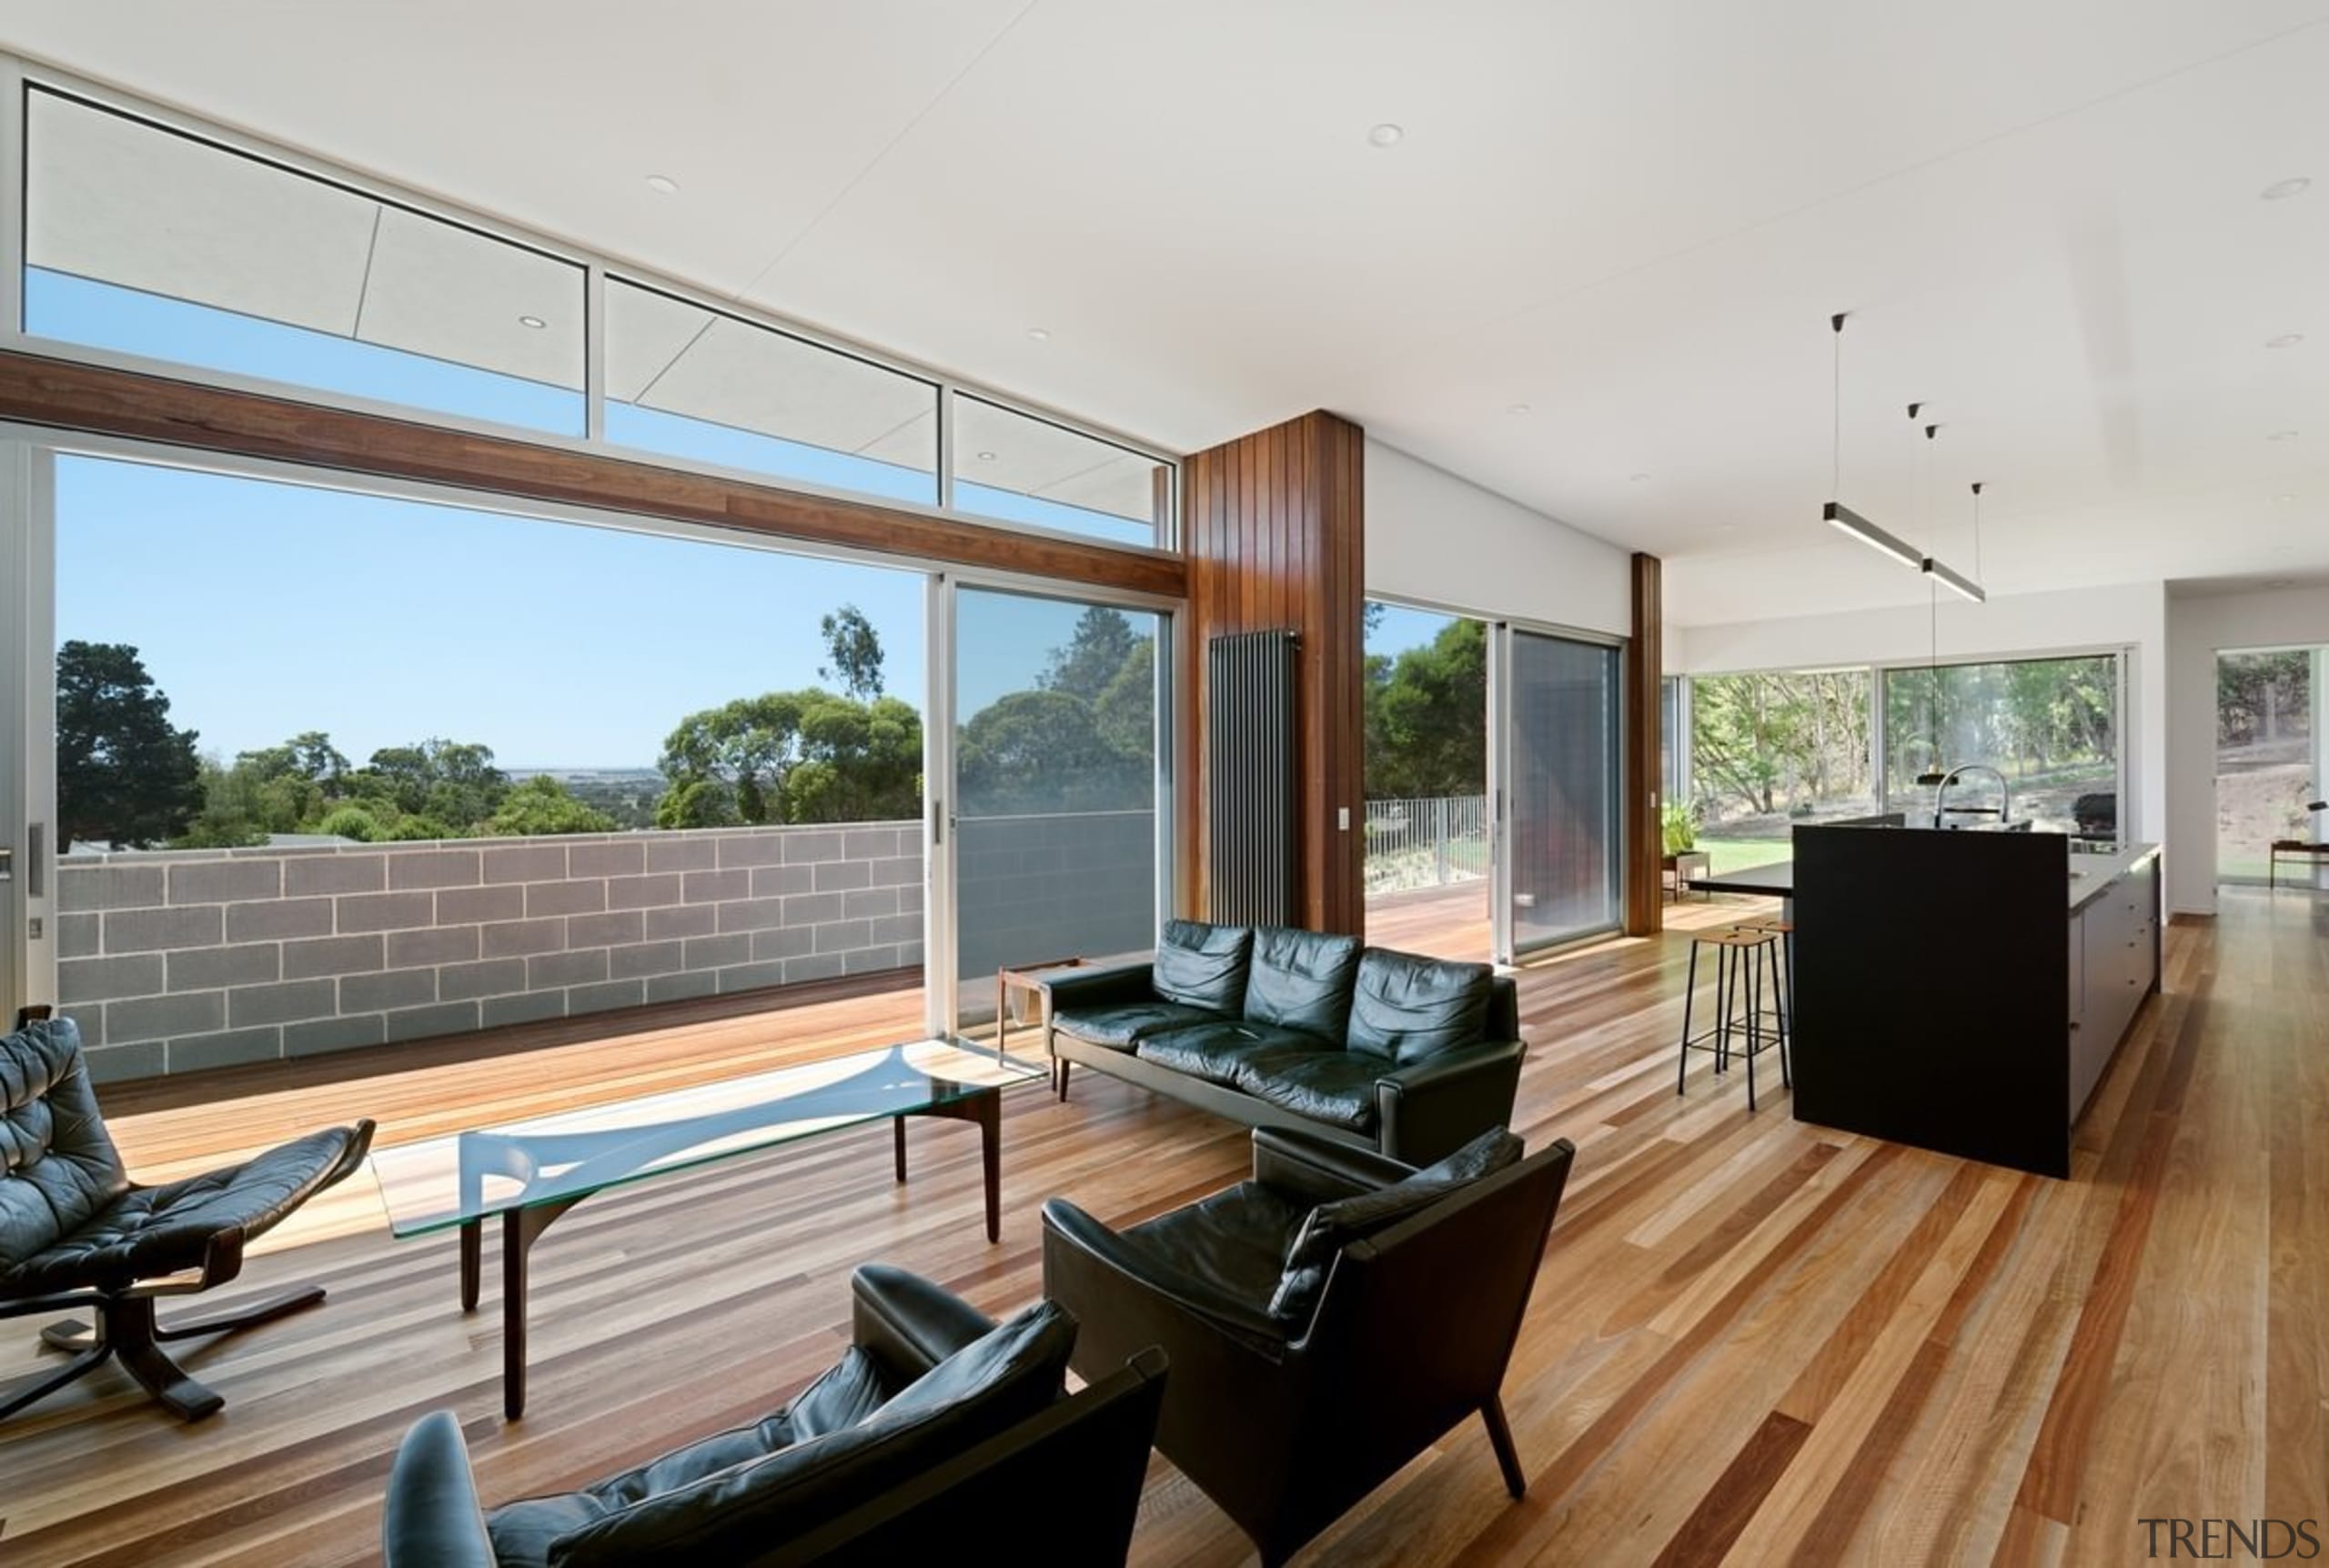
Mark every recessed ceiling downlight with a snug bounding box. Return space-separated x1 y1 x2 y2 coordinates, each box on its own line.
517 315 547 329
1506 402 1531 416
2263 176 2312 200
1367 123 1405 147
1026 327 1050 343
976 451 997 461
1629 472 1652 483
2267 333 2306 349
2269 429 2302 441
645 174 680 194
2273 493 2298 503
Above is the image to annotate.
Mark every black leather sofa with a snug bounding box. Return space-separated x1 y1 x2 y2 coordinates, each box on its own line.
1045 920 1523 1165
382 1265 1166 1567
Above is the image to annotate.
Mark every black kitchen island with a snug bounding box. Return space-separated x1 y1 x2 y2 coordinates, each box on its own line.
1785 824 2162 1179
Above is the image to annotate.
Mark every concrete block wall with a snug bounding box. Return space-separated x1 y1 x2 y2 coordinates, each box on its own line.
955 810 1158 1021
55 823 923 1082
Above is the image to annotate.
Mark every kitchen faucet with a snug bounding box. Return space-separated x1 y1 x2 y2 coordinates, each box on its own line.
1931 764 2011 830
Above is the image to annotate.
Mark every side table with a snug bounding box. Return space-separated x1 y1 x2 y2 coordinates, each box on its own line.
1664 849 1711 903
996 957 1085 1089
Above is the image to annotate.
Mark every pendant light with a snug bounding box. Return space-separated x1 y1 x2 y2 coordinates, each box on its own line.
1822 315 1924 567
1820 312 1988 599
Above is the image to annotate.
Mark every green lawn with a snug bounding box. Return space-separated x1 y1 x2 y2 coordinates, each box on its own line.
1697 838 1790 874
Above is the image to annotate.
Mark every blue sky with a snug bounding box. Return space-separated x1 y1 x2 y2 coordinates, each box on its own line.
1367 601 1463 660
38 272 1154 769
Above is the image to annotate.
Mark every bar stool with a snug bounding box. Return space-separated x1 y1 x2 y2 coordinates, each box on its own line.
1676 927 1790 1111
1727 913 1794 1049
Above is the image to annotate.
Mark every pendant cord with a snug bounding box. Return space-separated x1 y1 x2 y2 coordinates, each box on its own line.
1972 481 1984 582
1830 314 1845 498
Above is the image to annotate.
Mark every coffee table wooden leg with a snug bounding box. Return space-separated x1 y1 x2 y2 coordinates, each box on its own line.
976 1089 1001 1244
502 1199 578 1422
459 1221 480 1312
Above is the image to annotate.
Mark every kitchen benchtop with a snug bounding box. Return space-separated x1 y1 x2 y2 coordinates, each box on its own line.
1689 837 2159 911
2066 841 2161 912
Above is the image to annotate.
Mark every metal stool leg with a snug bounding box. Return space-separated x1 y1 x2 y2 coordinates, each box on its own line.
1745 940 1764 1111
1713 942 1731 1073
1678 939 1701 1095
1780 930 1795 1088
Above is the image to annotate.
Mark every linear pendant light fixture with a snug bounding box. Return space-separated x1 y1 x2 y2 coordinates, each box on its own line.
1822 313 1987 601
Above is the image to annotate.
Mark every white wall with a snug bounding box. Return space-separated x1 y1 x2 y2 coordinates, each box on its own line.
1673 579 2170 851
2164 583 2329 915
1365 439 1631 637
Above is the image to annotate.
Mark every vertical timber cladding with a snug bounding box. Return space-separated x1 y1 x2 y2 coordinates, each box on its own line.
1180 411 1365 935
1626 552 1665 936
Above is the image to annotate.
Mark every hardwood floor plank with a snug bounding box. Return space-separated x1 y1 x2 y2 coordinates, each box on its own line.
1648 1409 1813 1568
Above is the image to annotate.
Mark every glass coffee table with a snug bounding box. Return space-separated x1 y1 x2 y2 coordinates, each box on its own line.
369 1038 1041 1418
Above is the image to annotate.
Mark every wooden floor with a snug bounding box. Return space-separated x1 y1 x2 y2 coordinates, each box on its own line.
1 890 2321 1565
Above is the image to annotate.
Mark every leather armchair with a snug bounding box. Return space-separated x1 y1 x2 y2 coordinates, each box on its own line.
383 1265 1167 1568
1043 1126 1576 1567
1 1010 374 1422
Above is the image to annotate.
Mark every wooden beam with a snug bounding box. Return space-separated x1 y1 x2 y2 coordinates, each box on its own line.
1625 551 1664 936
1178 410 1364 934
0 348 1186 599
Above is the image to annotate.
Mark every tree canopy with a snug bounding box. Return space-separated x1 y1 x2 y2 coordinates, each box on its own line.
654 689 921 828
55 640 204 852
1364 618 1486 799
819 604 886 700
1690 669 1871 819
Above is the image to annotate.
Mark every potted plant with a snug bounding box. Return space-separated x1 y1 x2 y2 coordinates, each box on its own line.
1661 799 1699 859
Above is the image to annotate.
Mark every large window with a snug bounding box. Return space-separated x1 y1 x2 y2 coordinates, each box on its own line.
50 456 925 1076
603 279 940 505
2215 648 2324 885
11 77 1173 547
1505 631 1621 951
1361 602 1487 901
952 397 1172 548
1880 655 2120 836
24 89 587 434
951 588 1163 1028
1688 668 1874 872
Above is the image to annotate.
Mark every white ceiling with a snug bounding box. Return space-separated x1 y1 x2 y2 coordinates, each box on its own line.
0 0 2324 621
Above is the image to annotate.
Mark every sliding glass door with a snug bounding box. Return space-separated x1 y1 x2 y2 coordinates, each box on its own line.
1495 628 1623 960
940 584 1168 1036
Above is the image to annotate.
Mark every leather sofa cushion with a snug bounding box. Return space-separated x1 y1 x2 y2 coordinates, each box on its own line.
1268 1129 1524 1323
3 1125 357 1296
1052 1001 1220 1051
1124 1180 1309 1309
1345 950 1496 1065
1243 928 1363 1039
485 1351 892 1566
1227 1045 1381 1134
1136 1021 1325 1086
510 1301 1076 1567
1153 920 1253 1013
1 1016 129 1271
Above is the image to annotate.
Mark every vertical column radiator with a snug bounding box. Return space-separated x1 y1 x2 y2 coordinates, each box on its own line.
1207 629 1299 926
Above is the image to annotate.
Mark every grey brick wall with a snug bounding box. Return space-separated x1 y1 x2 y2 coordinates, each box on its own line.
954 810 1158 1023
56 822 924 1083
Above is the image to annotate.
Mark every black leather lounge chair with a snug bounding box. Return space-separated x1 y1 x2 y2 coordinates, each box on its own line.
1043 1125 1576 1567
382 1264 1167 1567
1 1010 375 1422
